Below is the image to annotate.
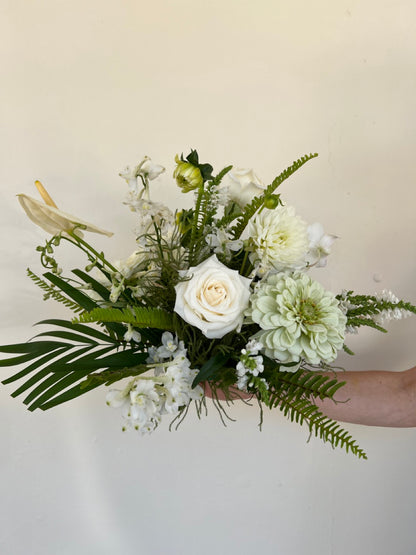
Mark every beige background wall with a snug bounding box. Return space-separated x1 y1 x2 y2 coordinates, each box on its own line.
1 1 416 554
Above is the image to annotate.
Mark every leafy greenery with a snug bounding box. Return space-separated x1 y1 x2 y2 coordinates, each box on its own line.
1 319 147 411
3 149 414 460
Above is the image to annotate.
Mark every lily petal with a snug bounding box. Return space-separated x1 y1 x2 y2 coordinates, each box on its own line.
17 193 113 237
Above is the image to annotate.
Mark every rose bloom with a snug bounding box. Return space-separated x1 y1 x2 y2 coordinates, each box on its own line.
226 168 265 207
174 255 252 339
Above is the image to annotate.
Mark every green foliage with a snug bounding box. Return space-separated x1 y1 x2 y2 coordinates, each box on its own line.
74 306 175 330
231 152 319 239
264 368 367 459
1 320 148 411
192 352 230 387
338 291 416 331
27 269 84 313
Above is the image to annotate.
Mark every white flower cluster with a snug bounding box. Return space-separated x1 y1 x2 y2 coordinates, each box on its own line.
109 250 160 303
205 227 243 260
236 340 265 391
106 333 203 434
373 290 412 326
119 156 174 239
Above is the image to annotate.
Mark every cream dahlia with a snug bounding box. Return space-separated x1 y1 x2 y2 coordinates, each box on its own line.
247 206 309 273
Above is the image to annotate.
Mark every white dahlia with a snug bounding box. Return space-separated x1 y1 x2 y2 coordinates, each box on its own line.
247 206 309 273
247 272 347 365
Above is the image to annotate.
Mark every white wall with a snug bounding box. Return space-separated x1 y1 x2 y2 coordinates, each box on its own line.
1 1 415 554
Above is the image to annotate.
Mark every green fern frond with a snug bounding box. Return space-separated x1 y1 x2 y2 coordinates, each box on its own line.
256 368 367 458
210 165 233 185
346 317 387 333
74 306 175 330
231 152 318 239
27 268 84 313
269 393 367 459
267 368 346 403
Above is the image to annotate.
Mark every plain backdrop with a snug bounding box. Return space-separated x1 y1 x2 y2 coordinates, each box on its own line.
1 1 416 554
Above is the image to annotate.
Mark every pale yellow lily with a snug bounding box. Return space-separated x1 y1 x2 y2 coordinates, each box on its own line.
17 181 113 237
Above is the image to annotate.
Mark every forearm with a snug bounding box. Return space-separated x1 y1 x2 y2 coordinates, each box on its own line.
314 367 416 427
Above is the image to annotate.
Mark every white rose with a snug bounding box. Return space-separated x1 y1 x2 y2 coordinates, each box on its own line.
227 168 265 207
174 255 252 339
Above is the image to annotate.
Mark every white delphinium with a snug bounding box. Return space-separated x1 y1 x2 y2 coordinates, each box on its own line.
106 379 163 434
206 227 243 260
236 340 265 391
373 290 412 325
147 332 186 362
247 206 309 274
123 324 142 343
106 335 203 434
119 156 165 193
128 198 174 240
306 223 337 268
109 250 147 303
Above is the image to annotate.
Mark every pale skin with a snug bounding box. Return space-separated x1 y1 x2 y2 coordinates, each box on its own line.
204 366 416 428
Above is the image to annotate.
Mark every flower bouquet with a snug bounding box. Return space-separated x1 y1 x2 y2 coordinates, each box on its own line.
2 150 415 459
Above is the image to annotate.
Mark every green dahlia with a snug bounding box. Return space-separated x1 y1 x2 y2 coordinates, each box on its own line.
247 272 347 365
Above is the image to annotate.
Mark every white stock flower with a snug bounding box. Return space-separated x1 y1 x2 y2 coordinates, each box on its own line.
206 228 243 259
18 181 113 237
119 156 165 192
226 168 265 207
247 206 309 273
306 223 337 268
174 255 252 339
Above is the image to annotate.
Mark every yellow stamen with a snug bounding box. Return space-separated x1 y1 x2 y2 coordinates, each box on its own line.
34 180 58 208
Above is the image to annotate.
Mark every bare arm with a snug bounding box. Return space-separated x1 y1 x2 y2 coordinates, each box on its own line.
315 366 416 427
204 366 416 428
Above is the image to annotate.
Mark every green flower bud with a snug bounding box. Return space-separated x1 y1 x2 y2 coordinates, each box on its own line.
173 155 203 193
263 194 280 209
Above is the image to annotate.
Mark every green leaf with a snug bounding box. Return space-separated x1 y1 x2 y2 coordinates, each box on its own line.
35 319 119 343
74 306 175 331
10 347 91 398
71 268 111 301
0 341 70 355
32 330 98 344
3 347 68 386
192 352 229 388
43 271 98 311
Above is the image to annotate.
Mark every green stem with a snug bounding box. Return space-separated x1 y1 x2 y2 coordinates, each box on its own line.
188 184 205 265
64 232 118 273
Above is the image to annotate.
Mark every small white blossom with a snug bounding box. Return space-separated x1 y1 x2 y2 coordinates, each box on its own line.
119 156 165 193
236 341 265 391
338 290 358 315
306 223 337 268
124 324 142 343
373 290 412 325
206 228 243 259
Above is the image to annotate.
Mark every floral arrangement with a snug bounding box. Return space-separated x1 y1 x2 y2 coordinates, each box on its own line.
2 150 415 460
